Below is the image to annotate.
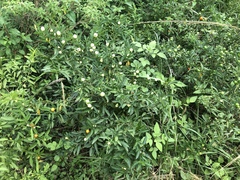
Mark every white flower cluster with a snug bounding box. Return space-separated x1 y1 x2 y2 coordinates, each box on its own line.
85 99 93 109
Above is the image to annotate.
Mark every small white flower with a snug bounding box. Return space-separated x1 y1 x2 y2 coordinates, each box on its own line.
112 54 115 58
73 34 77 39
76 48 81 52
58 46 60 49
101 73 104 77
93 32 98 37
50 29 53 32
136 70 139 73
112 78 115 81
106 42 109 46
119 62 122 65
81 78 85 82
118 21 121 25
95 51 99 55
133 81 137 84
65 137 69 140
61 40 65 44
85 99 90 104
40 26 45 31
90 49 94 52
112 65 115 68
107 141 111 145
56 31 61 36
79 61 82 64
130 48 133 52
84 138 87 141
100 58 103 62
100 92 105 97
127 104 131 107
59 51 62 54
87 104 92 108
115 103 119 107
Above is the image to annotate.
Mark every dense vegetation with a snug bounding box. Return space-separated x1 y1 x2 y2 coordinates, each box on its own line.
0 0 240 179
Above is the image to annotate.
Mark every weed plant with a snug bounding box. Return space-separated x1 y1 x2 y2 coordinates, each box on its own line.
0 0 239 179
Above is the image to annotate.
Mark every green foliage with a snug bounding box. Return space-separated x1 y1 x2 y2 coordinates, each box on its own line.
0 0 240 179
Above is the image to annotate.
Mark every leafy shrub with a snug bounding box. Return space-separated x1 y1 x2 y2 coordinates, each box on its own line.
0 0 240 179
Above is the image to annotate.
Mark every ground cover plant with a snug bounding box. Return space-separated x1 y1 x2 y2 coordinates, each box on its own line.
0 0 240 179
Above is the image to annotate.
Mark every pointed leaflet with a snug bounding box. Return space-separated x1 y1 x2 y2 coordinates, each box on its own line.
154 122 161 134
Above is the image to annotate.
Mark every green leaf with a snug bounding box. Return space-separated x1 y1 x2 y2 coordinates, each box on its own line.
39 175 48 180
141 87 148 92
218 156 224 164
54 155 60 162
152 149 157 159
9 28 20 36
187 96 198 104
64 141 71 150
139 58 150 67
66 11 76 23
29 156 33 167
149 41 156 49
154 72 165 83
0 17 6 26
0 138 8 141
22 34 32 42
0 116 15 121
133 42 141 48
146 133 153 146
157 52 167 59
46 141 57 151
168 138 175 143
92 136 99 144
212 162 220 169
43 163 50 172
51 164 58 172
120 141 129 152
0 166 9 172
154 122 161 134
124 158 131 168
156 142 162 152
174 81 187 87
